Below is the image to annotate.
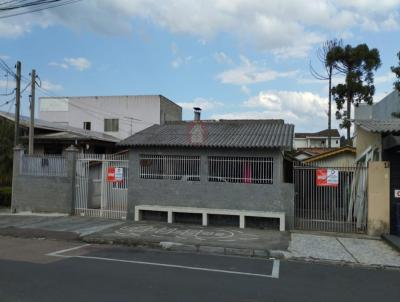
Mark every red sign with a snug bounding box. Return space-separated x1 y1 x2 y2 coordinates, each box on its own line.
107 167 124 183
316 169 339 187
107 167 116 182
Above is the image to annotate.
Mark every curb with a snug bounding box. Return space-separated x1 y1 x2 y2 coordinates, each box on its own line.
80 235 284 259
382 234 400 253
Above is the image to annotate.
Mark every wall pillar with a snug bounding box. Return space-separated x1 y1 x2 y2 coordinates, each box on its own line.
65 145 79 214
367 161 390 236
11 145 25 213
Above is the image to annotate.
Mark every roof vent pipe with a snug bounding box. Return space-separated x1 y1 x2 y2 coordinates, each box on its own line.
193 107 202 121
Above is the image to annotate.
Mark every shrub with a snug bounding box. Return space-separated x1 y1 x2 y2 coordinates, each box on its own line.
0 186 12 207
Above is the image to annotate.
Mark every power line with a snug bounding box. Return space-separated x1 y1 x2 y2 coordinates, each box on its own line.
0 0 82 19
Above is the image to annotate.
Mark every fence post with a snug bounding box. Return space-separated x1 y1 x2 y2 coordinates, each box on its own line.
65 145 79 215
367 161 390 236
11 145 25 213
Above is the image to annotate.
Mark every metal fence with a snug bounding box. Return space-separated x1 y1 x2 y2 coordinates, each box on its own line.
208 156 274 184
20 154 68 177
74 153 128 220
294 162 368 233
139 154 201 181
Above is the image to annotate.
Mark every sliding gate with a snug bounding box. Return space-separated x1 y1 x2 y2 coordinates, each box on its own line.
294 162 368 233
74 153 128 219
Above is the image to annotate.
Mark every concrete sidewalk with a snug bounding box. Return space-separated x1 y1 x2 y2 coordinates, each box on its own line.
0 214 399 267
81 221 290 257
283 233 400 268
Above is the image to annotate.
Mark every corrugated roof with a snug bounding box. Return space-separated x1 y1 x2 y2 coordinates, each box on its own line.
0 111 119 143
118 119 294 149
295 129 340 138
355 119 400 134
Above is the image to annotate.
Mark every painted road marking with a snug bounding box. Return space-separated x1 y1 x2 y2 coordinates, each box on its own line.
47 245 280 279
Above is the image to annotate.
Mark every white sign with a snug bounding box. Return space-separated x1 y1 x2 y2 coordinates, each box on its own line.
115 167 124 182
40 98 69 112
395 190 400 199
316 169 339 187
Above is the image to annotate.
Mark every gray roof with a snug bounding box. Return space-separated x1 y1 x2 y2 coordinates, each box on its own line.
0 111 119 143
119 119 294 149
355 119 400 134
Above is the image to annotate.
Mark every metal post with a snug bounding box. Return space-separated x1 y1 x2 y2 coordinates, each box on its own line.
28 69 36 155
14 61 21 147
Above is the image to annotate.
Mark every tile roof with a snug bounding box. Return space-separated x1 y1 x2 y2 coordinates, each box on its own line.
303 147 356 163
296 147 339 156
295 129 340 138
119 119 294 149
355 119 400 134
0 111 119 143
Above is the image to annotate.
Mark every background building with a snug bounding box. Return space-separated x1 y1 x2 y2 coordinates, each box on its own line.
38 95 182 140
294 129 341 149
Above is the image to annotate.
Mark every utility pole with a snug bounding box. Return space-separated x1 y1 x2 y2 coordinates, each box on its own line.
28 69 36 155
14 61 21 147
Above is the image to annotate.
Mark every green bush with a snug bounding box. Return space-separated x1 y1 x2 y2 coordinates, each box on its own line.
0 186 12 207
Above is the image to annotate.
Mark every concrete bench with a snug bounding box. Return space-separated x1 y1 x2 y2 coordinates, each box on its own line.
134 205 285 231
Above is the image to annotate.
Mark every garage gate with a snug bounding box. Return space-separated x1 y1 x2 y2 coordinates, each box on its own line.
294 162 368 233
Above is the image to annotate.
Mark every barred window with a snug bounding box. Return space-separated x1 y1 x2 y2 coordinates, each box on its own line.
208 156 273 184
139 154 200 181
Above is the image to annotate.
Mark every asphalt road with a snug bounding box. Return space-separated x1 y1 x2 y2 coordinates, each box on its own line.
0 236 399 302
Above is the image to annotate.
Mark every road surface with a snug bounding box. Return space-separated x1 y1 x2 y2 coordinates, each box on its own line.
0 236 399 302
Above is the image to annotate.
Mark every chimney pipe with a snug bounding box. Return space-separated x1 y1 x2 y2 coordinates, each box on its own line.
193 107 201 121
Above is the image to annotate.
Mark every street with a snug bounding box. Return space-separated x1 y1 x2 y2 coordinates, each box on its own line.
0 236 399 302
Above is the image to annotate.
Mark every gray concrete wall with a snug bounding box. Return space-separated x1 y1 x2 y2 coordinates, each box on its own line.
11 147 77 214
355 90 400 120
160 95 182 124
128 147 294 227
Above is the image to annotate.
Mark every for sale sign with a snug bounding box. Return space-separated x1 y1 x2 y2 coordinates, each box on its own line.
316 169 339 187
107 167 124 182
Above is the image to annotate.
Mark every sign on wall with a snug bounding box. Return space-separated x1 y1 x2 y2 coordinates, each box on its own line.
107 167 124 182
395 190 400 198
316 169 339 187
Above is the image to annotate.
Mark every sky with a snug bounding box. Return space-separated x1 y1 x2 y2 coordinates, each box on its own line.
0 0 400 134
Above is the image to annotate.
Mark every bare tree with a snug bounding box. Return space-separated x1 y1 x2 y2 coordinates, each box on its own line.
310 39 342 147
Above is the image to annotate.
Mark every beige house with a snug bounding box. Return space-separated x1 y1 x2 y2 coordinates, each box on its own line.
302 147 356 167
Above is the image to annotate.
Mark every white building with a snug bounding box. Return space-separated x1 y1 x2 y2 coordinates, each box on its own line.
38 95 182 140
294 129 341 149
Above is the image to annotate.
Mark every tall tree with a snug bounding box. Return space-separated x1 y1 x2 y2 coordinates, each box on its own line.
310 39 342 147
391 51 400 93
328 44 381 141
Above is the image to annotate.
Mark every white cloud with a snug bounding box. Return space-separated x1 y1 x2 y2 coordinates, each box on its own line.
49 57 91 71
212 90 339 132
214 52 233 65
375 71 396 84
178 97 224 111
2 0 399 58
171 56 192 69
241 85 251 95
64 57 91 71
41 80 63 92
217 55 297 85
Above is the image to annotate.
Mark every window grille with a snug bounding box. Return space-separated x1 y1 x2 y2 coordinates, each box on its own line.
104 119 119 132
139 154 200 181
208 156 273 184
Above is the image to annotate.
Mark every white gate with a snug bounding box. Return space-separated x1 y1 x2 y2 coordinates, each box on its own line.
74 153 128 219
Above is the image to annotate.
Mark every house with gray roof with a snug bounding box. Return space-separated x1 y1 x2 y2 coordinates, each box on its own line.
119 114 295 229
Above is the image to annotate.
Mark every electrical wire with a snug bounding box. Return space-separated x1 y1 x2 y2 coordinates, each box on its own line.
0 0 82 19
